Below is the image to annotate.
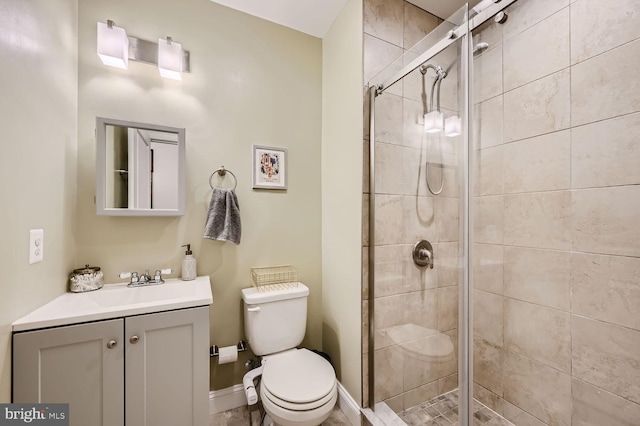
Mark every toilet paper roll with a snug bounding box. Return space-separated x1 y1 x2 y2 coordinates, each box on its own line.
218 345 238 365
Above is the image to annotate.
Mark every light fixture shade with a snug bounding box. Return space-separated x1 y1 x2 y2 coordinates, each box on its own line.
97 21 129 69
424 111 444 133
445 115 461 137
158 37 183 81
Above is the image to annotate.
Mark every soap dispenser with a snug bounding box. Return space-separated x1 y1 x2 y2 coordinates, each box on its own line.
181 244 197 281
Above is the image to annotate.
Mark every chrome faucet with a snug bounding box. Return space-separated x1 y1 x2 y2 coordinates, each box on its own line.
119 268 172 287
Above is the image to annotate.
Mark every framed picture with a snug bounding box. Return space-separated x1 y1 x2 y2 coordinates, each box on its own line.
252 145 288 190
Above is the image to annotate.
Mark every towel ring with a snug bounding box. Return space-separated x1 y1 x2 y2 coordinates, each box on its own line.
209 166 237 190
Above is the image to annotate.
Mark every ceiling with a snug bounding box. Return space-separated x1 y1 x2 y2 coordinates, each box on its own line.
209 0 476 38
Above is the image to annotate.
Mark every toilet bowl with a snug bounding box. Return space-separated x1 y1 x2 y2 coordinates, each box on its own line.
260 349 337 426
241 284 337 426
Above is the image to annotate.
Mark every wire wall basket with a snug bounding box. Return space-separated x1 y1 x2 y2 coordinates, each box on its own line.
251 265 299 291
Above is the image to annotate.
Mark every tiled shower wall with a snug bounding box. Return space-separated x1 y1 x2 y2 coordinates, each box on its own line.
362 0 462 413
473 0 640 425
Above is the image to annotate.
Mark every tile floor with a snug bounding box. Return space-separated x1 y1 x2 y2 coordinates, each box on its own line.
398 391 514 426
210 403 351 426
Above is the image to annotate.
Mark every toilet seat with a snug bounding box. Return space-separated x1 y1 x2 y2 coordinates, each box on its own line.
261 349 336 407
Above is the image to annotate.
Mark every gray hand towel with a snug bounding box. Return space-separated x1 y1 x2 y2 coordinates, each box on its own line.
203 188 241 244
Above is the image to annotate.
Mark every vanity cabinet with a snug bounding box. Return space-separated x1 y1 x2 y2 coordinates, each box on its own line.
13 306 209 426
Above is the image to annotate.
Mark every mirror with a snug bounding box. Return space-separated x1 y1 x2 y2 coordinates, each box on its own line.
96 117 185 216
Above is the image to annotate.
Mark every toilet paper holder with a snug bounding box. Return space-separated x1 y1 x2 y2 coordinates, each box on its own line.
210 340 247 357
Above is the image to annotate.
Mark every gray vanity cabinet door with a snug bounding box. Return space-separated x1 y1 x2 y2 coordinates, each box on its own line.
125 307 209 426
12 319 125 426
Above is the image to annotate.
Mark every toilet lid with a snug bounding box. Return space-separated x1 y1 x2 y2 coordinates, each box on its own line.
262 349 336 404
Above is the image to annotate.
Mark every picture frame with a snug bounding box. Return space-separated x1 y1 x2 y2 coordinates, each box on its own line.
252 145 288 190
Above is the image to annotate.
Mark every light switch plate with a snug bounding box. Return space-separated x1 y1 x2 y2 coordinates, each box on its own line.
29 229 44 264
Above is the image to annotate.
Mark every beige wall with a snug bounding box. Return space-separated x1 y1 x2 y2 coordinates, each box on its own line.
473 1 640 425
77 0 322 390
321 0 364 405
0 0 78 401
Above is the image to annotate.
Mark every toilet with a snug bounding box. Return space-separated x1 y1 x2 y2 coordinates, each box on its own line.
242 283 337 426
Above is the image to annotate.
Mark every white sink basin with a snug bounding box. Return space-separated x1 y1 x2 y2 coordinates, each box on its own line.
12 276 213 332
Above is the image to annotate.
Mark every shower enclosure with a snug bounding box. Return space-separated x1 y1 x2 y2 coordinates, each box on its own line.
364 0 640 425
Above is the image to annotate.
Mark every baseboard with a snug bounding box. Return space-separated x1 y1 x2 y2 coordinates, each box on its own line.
209 384 246 415
337 382 362 426
210 381 363 423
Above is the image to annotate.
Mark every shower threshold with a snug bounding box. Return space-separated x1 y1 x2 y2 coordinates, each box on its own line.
363 390 514 426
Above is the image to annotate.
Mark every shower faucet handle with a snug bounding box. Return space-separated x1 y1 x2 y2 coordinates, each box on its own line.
413 240 434 269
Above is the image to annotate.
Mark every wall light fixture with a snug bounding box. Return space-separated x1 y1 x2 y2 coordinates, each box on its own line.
97 20 129 69
424 111 444 134
444 116 461 137
97 20 190 80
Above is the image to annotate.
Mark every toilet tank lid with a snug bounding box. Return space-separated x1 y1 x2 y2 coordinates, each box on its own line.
242 283 309 305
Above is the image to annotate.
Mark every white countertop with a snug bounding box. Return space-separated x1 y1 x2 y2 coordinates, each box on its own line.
12 276 213 332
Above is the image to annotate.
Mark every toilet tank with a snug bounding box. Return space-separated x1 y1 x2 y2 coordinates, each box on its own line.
241 283 309 356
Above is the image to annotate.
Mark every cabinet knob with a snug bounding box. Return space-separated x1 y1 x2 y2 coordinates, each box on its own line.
106 340 117 349
129 335 139 344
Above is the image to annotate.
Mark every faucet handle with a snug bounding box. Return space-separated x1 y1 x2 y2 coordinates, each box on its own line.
160 268 172 275
118 272 131 279
119 271 139 285
153 268 172 282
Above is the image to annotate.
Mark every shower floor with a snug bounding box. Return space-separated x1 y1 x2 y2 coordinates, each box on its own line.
398 390 514 426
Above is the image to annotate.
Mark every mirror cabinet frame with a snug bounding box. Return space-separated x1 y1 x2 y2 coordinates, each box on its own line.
96 117 186 216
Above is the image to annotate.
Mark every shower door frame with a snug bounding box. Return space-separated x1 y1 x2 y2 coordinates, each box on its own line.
366 1 518 424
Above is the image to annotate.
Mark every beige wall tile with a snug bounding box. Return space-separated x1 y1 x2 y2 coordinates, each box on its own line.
373 92 403 144
572 186 640 257
374 345 404 401
375 293 405 331
503 351 572 426
373 194 403 245
383 394 404 413
505 299 571 372
362 247 369 300
571 0 640 64
474 383 504 415
473 244 504 295
503 0 570 41
572 378 640 426
572 112 640 189
403 380 439 410
503 130 571 194
572 253 640 331
363 193 370 246
571 38 640 127
402 66 433 104
504 8 570 91
474 95 504 149
403 195 437 244
374 142 405 195
474 338 504 396
403 2 440 49
504 191 572 250
364 0 404 47
435 197 459 242
475 145 504 196
374 245 407 297
363 139 370 193
504 247 571 311
363 299 369 354
504 69 570 142
436 286 458 332
572 315 640 404
474 289 504 345
438 373 458 395
437 242 461 288
364 34 403 96
474 196 504 245
403 289 438 331
402 334 444 390
474 45 503 103
503 401 548 426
